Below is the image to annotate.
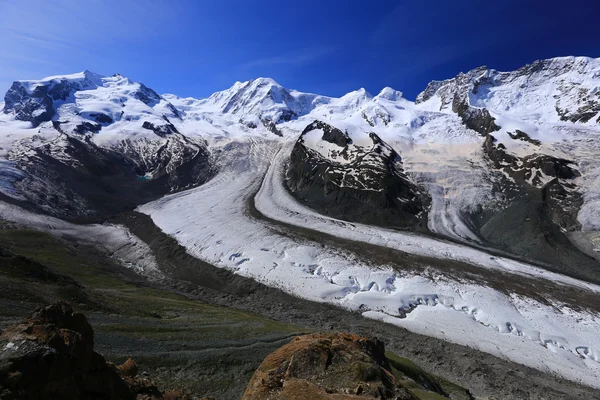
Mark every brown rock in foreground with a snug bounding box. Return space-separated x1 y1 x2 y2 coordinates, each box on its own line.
242 333 424 400
0 302 189 400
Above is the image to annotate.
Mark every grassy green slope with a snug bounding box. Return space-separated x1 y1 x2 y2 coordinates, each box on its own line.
0 228 303 397
0 228 472 399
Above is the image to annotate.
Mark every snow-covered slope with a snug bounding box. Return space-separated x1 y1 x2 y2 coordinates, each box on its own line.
0 71 214 220
2 70 181 133
417 56 600 125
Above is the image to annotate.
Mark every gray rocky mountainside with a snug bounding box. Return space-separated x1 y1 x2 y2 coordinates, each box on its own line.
286 120 430 230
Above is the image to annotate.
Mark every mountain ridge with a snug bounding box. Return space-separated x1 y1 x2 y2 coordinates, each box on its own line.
1 55 600 270
4 54 599 136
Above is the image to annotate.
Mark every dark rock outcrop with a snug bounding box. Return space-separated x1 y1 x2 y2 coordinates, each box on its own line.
483 134 582 231
260 118 283 137
89 113 114 124
3 83 56 127
318 120 351 147
451 97 500 136
507 130 541 146
0 302 190 400
141 121 179 137
74 121 102 135
286 121 429 230
8 132 214 222
556 101 600 124
242 333 472 400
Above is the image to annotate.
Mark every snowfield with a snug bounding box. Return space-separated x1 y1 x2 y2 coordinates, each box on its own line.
138 137 600 389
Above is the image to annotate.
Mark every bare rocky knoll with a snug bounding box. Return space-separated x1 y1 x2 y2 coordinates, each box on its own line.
242 332 472 400
0 302 191 400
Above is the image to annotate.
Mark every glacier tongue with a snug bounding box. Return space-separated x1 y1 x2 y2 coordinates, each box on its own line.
138 137 600 390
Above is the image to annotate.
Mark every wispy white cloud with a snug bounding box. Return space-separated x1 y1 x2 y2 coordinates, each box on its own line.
239 47 332 70
7 33 73 51
1 52 61 67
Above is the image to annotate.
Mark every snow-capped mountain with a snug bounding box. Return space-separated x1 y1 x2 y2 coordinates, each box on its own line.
2 70 181 132
0 71 214 220
164 80 412 140
164 77 331 138
417 56 600 125
1 57 600 268
203 77 331 123
414 56 600 234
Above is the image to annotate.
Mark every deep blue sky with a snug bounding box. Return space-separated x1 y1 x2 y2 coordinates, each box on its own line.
1 0 598 100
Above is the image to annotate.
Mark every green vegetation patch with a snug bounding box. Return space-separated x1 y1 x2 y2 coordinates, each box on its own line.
386 351 473 400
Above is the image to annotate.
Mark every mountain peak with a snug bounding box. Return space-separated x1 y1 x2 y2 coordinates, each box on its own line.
336 88 373 110
356 87 372 96
340 88 373 100
2 70 176 129
19 70 105 86
246 77 281 87
376 87 403 101
204 76 329 123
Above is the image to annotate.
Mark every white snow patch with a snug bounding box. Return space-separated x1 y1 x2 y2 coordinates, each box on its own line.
0 201 162 279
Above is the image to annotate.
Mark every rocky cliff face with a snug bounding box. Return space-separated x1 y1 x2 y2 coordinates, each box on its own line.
286 121 430 230
6 132 214 221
